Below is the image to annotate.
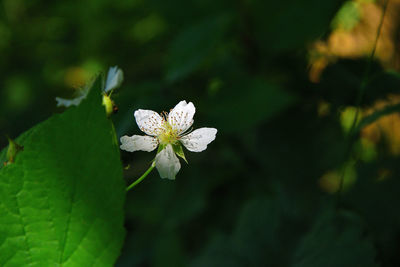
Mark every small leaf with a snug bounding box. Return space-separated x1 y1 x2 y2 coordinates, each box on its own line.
157 143 167 154
173 143 187 163
331 1 361 31
5 136 23 165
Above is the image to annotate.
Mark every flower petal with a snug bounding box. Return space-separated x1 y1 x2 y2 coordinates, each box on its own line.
104 66 124 93
134 109 165 136
180 127 217 152
55 83 91 107
155 144 181 180
120 135 158 152
168 100 195 134
55 95 86 107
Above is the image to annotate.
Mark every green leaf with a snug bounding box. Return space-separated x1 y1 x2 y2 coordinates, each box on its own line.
0 78 125 266
345 166 400 262
292 210 379 267
5 136 23 165
190 234 242 267
357 103 400 133
191 197 284 267
172 143 187 163
207 77 296 132
251 0 343 53
153 231 185 267
331 1 361 31
231 197 282 265
157 143 167 154
165 14 231 83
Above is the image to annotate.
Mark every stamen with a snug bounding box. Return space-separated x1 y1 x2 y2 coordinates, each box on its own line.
159 111 169 121
179 126 194 137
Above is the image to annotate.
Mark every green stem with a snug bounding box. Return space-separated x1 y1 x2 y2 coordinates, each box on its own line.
336 0 389 206
126 162 155 191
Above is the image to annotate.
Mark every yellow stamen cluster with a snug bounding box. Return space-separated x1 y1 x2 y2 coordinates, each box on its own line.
158 112 179 145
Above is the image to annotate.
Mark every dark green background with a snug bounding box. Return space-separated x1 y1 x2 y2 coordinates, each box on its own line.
1 0 399 266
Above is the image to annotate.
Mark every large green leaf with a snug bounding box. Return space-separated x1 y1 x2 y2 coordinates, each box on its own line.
0 79 125 266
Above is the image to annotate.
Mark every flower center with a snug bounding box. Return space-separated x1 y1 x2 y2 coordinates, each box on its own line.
158 121 179 145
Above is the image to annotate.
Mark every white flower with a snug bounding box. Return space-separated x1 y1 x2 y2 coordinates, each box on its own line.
55 80 91 107
120 100 217 180
56 66 123 107
104 66 124 93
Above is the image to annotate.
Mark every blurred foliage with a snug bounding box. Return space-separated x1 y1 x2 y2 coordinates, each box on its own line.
1 0 400 266
292 210 378 267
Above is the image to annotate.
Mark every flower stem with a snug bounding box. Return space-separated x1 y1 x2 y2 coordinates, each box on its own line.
126 162 155 191
336 0 389 207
